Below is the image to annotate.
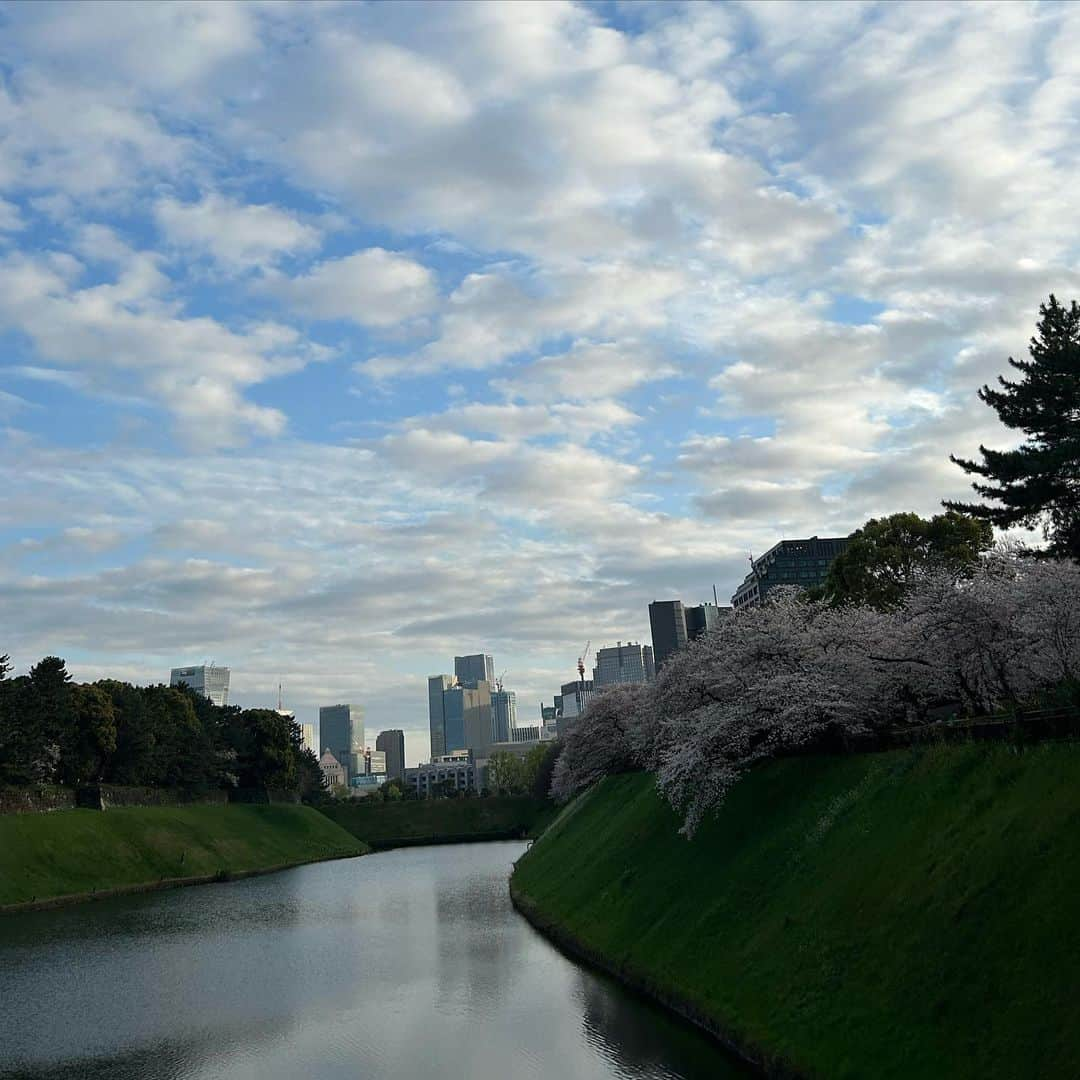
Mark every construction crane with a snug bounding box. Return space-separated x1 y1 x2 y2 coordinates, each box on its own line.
577 640 592 685
495 670 506 692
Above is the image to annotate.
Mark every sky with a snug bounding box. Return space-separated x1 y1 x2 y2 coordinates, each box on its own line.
1 0 1078 763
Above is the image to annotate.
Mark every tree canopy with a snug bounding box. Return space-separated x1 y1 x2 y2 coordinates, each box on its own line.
817 511 993 609
0 658 324 797
946 294 1080 558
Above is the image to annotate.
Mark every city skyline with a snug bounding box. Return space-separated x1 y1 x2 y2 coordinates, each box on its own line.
3 3 1076 758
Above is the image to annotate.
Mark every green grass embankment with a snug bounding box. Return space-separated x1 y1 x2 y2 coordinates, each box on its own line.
320 795 555 849
0 804 368 910
511 742 1080 1079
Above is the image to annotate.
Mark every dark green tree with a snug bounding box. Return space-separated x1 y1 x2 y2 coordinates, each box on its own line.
58 684 118 785
817 511 993 609
946 294 1080 558
529 740 562 801
26 656 74 782
487 751 527 794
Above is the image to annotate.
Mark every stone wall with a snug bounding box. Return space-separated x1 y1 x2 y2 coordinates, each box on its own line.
0 786 76 814
0 784 228 814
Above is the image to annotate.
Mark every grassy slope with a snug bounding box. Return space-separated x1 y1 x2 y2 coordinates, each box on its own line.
0 804 368 907
512 743 1080 1079
320 795 553 848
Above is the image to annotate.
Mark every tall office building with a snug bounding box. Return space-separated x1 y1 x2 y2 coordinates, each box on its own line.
731 536 850 610
376 729 406 781
686 602 725 640
593 643 655 687
428 675 454 758
557 679 595 718
650 600 729 670
429 675 494 759
170 665 230 707
491 689 517 743
319 704 365 781
649 601 689 670
445 682 494 757
454 654 494 688
299 723 317 756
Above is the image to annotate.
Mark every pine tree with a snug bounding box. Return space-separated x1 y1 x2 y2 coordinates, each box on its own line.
946 295 1080 558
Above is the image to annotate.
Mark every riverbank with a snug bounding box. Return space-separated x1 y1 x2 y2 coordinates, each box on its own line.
510 742 1080 1079
0 804 368 912
319 795 555 849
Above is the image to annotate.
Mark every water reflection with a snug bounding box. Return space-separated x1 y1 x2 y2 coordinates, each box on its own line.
0 842 745 1080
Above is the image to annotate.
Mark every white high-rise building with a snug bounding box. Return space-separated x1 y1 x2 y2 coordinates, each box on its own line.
170 664 230 707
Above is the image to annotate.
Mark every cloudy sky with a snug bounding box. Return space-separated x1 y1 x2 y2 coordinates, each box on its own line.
1 1 1077 760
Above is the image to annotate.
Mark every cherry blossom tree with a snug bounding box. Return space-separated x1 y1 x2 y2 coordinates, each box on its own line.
551 551 1080 835
549 682 653 802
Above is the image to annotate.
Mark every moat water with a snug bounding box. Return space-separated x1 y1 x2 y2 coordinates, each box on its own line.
0 841 744 1079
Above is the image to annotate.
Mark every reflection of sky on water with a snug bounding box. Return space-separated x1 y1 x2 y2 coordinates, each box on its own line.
0 842 745 1080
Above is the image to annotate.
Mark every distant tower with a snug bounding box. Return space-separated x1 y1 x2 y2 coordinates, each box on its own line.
319 704 365 782
376 729 406 781
170 664 230 707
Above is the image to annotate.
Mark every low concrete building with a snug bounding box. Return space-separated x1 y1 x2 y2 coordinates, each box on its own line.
404 751 478 798
348 773 386 797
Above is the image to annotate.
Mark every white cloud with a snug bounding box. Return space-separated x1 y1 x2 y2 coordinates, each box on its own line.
492 341 677 402
0 249 327 447
155 193 321 270
276 248 438 327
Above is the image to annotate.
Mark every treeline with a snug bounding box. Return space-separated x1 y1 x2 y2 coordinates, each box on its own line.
0 656 324 797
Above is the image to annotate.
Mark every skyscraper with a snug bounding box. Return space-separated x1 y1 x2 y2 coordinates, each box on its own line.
319 704 365 781
491 689 517 742
169 664 230 707
650 601 729 671
649 601 689 670
443 682 493 758
376 729 406 781
454 654 494 688
428 675 454 758
593 643 655 687
429 674 494 759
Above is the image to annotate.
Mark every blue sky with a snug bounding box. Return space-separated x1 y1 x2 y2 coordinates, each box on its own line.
2 1 1078 760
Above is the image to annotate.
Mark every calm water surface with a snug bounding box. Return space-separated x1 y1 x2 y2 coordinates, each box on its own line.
0 841 744 1079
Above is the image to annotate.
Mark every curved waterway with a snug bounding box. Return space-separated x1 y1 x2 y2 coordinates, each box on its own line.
0 841 745 1079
